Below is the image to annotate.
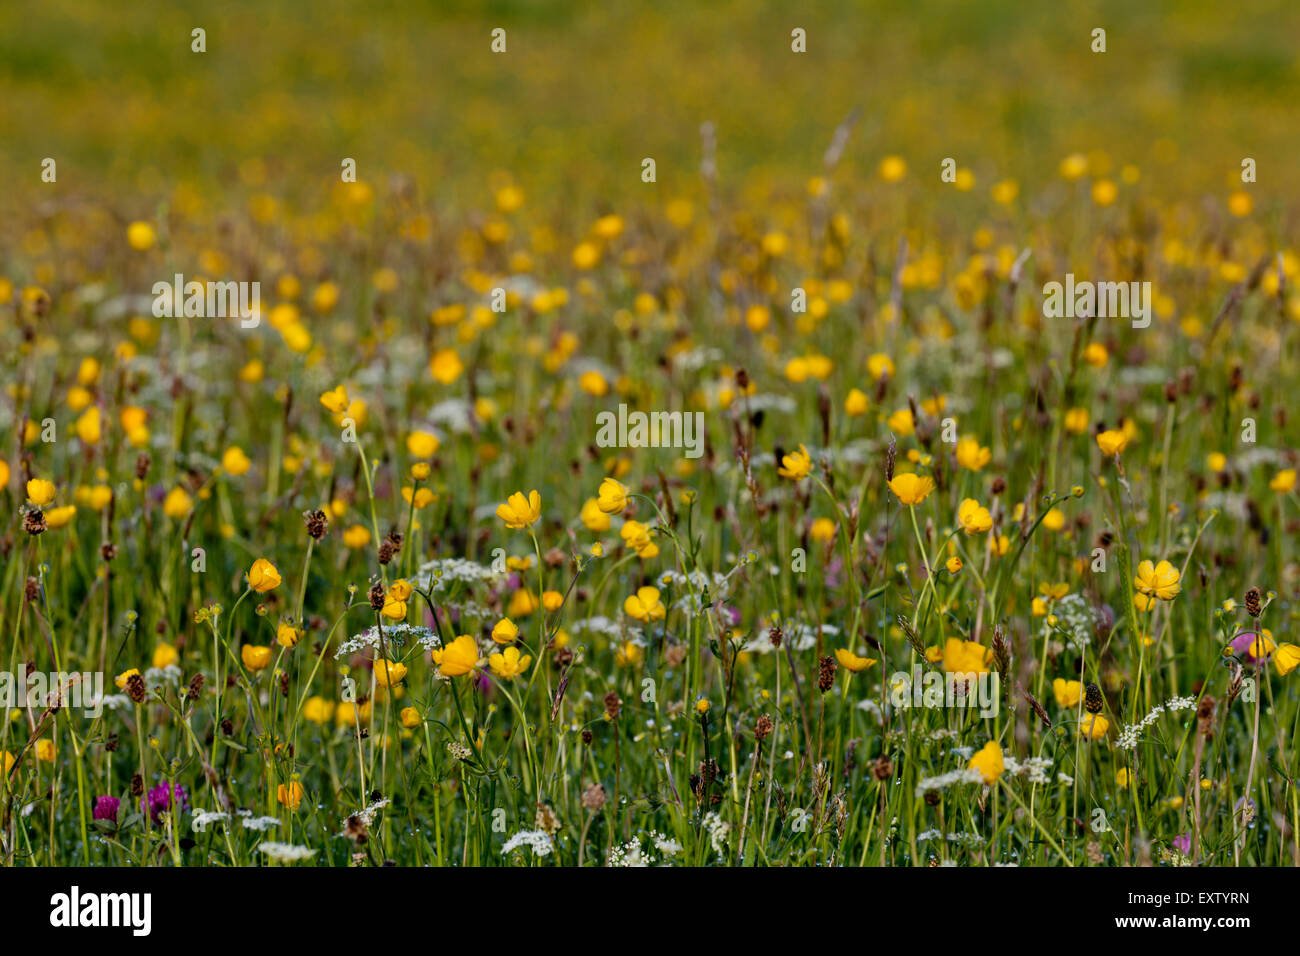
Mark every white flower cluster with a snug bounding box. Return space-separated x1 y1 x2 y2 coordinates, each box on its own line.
144 664 184 692
914 767 985 798
917 829 984 847
334 622 438 659
502 829 554 857
605 830 682 867
702 811 730 853
258 842 316 862
1116 695 1198 749
415 557 504 593
1045 593 1101 652
89 694 133 711
569 616 645 643
241 814 283 832
743 621 839 654
343 797 391 831
1002 754 1054 786
191 809 229 832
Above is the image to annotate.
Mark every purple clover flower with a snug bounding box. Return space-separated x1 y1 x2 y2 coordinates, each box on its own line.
141 782 189 824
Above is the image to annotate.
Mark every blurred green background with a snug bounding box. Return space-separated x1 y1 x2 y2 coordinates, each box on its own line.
2 0 1298 211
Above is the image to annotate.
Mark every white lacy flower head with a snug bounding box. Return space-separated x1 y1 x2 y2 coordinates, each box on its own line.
191 809 229 832
415 557 505 594
144 664 184 692
915 767 985 798
258 842 316 862
341 798 391 833
743 620 839 654
502 829 554 857
334 622 438 659
702 811 730 854
242 815 282 832
1044 593 1100 652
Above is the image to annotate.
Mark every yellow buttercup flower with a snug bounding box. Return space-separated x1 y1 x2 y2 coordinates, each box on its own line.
942 638 992 675
152 642 179 670
597 477 629 514
241 645 272 671
1274 644 1300 676
431 635 480 677
1270 469 1297 493
126 220 155 251
957 498 992 535
162 487 193 519
1052 678 1082 708
1079 714 1109 740
1134 559 1180 601
430 348 464 384
834 648 877 673
955 437 991 471
247 558 282 592
968 740 1005 784
114 668 140 689
302 696 335 725
374 659 408 687
488 646 532 680
222 446 252 476
844 388 869 417
497 490 541 529
400 707 422 728
619 519 659 559
406 430 440 459
44 505 77 529
1096 429 1129 457
320 385 349 413
624 586 666 622
277 622 303 648
886 407 914 436
491 618 519 645
581 497 611 531
26 478 56 507
888 473 935 506
778 444 813 482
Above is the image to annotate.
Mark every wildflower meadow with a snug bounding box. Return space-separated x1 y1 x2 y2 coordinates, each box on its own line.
1 1 1299 896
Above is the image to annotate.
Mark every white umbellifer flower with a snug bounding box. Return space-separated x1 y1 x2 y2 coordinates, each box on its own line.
144 664 184 691
702 811 730 853
342 798 391 832
414 557 504 593
334 622 437 659
1116 695 1197 749
914 767 985 797
258 842 316 862
89 694 133 711
191 809 229 832
242 815 282 832
502 829 554 857
650 831 682 856
607 840 653 867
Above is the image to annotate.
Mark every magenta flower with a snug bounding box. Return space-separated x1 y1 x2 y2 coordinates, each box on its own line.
92 795 120 821
141 782 189 824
